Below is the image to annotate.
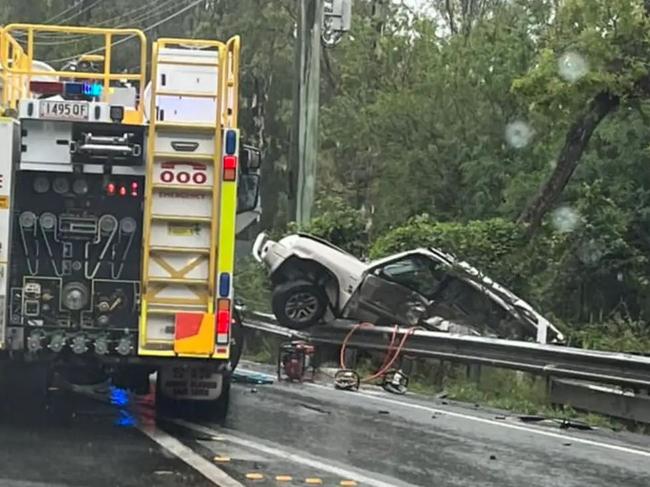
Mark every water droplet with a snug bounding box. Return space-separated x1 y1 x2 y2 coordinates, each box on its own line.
505 120 534 149
551 206 581 233
577 239 603 265
558 51 589 83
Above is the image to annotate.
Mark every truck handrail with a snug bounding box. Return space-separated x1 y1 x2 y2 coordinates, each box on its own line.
0 24 147 118
0 26 29 111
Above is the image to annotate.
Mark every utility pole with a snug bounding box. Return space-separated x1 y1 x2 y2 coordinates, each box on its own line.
289 0 351 227
290 0 323 227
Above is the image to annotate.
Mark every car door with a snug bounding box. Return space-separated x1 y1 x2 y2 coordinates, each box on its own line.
342 252 447 326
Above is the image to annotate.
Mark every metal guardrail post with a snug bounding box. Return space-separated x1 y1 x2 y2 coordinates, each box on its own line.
550 378 650 423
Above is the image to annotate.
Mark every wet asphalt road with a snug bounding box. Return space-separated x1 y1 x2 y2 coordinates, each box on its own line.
1 365 650 487
0 389 214 487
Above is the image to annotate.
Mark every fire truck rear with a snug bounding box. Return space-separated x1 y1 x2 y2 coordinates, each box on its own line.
0 24 260 419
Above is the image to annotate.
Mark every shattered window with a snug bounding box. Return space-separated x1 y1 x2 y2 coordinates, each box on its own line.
378 254 446 299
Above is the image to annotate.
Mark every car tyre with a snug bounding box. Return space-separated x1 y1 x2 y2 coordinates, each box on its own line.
272 280 328 329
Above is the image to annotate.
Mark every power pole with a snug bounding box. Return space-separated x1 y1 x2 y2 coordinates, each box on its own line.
289 0 351 228
290 0 323 228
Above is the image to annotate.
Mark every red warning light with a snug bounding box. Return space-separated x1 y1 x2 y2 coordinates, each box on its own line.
131 181 139 197
107 183 116 195
119 186 127 197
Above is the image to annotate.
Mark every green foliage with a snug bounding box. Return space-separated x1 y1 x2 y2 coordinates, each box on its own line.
302 196 369 255
401 362 618 429
371 216 527 285
235 257 272 313
566 319 650 353
369 210 650 338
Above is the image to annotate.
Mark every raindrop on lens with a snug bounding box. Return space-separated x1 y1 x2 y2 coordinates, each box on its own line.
577 239 603 265
558 51 589 83
505 121 534 149
551 206 580 233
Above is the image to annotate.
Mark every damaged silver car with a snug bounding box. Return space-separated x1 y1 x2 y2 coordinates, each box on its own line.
253 233 564 343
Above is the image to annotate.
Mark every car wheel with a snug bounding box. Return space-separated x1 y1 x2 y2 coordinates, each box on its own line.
272 280 328 329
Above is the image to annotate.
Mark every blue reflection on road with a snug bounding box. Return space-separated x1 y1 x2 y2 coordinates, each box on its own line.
110 386 136 427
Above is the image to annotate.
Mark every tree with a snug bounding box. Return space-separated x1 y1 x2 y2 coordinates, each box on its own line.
515 0 650 236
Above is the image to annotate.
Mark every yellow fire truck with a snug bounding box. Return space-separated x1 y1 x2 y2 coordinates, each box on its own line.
0 24 261 419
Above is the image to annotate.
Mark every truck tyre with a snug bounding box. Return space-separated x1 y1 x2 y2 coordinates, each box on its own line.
272 280 327 329
230 308 244 371
191 377 230 423
155 373 231 423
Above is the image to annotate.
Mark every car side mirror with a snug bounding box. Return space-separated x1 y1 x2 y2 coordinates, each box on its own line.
237 174 260 213
241 145 262 171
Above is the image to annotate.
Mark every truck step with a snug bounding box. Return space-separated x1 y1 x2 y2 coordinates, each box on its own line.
147 277 209 285
151 214 212 224
149 245 210 255
153 151 215 162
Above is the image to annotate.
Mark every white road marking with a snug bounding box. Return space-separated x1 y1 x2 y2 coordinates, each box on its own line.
139 424 245 487
305 383 650 458
173 419 419 487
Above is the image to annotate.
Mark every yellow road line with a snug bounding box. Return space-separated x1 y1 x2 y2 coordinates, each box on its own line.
245 472 264 481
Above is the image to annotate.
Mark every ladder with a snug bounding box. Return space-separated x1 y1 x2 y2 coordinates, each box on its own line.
139 37 240 358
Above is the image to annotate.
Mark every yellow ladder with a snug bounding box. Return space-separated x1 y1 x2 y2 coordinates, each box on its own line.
139 38 229 357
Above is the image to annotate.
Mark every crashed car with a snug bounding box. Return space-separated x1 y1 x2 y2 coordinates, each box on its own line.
253 233 564 342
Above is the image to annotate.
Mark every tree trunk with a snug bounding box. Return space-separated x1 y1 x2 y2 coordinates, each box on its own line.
517 91 619 236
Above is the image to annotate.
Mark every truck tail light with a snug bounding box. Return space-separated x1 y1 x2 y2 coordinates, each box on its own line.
216 299 230 344
106 183 116 196
223 155 237 181
30 81 64 95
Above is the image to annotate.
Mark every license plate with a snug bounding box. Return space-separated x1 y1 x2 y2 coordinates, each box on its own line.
39 100 89 121
160 366 222 400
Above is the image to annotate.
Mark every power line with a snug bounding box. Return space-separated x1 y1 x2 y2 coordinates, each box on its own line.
12 0 104 37
11 0 104 39
55 0 105 26
42 1 84 24
33 0 179 46
47 0 203 64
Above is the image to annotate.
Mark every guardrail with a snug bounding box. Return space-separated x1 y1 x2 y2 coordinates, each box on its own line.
243 311 650 390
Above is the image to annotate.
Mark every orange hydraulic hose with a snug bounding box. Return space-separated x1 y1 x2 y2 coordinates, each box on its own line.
362 327 418 382
338 322 419 383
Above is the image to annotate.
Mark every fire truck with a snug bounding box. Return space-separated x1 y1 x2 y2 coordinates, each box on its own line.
0 24 261 419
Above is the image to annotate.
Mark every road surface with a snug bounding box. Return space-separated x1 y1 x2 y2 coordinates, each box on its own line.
1 363 649 486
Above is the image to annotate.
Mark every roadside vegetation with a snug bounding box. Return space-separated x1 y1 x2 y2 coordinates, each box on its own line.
7 0 650 428
236 195 650 430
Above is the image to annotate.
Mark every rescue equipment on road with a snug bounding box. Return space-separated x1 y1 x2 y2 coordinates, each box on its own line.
277 340 316 383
